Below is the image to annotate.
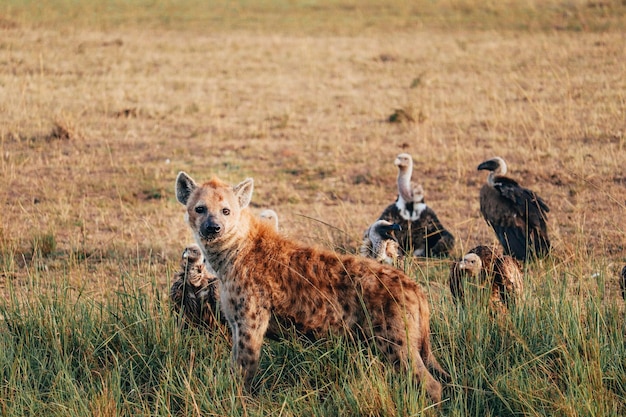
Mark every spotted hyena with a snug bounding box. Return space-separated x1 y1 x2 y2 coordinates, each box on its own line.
175 172 448 402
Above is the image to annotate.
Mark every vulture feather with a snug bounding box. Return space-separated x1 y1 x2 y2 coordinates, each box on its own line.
376 153 454 257
170 244 223 329
478 157 550 262
449 245 523 313
359 220 401 264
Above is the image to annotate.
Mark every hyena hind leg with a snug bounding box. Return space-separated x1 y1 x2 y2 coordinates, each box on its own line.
375 335 443 403
407 348 443 403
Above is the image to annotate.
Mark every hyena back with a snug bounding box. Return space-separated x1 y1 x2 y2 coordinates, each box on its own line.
175 172 447 402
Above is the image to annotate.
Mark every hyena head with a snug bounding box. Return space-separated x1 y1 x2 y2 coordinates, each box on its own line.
175 172 254 245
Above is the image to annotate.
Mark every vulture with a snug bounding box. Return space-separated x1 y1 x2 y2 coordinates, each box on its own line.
478 156 550 262
449 245 524 313
359 219 401 264
392 153 425 222
259 209 279 230
376 153 454 257
620 265 626 301
170 243 223 329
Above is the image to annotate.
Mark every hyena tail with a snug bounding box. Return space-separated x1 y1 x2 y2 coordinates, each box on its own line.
426 350 450 383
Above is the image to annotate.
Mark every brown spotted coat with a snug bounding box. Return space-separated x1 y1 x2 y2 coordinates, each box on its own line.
175 172 448 403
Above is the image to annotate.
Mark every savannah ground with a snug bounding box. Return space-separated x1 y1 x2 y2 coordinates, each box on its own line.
1 1 625 415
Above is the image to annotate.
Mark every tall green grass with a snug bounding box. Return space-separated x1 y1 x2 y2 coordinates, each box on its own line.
1 253 624 416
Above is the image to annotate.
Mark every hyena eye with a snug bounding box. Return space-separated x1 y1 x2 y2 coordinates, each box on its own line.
195 206 207 214
222 208 231 216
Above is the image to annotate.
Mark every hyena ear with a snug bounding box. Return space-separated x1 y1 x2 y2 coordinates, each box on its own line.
175 171 197 205
233 178 254 209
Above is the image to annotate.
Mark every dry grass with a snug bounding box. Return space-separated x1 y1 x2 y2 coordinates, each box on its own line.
1 6 625 300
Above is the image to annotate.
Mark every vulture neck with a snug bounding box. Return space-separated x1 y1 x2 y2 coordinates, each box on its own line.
397 166 414 202
487 161 506 187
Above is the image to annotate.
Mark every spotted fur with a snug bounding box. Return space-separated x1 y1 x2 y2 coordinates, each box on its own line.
175 172 448 403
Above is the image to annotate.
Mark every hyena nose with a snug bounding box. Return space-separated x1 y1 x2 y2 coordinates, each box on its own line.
200 220 221 237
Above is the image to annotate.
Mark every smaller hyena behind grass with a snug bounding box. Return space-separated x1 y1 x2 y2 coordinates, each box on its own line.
175 172 448 402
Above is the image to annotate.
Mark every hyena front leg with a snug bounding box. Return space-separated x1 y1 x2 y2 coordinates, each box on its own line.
227 297 271 388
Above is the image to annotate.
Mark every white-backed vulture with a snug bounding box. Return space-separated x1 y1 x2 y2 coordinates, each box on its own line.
393 153 425 221
170 244 223 329
478 157 550 262
376 153 454 257
359 220 401 264
620 265 626 301
449 245 523 313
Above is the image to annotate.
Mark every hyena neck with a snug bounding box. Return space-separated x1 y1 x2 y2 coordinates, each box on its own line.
198 211 253 276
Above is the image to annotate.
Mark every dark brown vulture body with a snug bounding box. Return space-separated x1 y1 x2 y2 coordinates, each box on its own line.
449 245 524 313
378 202 454 258
170 244 223 330
478 157 550 262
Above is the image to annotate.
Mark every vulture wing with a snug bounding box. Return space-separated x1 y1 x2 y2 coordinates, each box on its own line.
481 176 550 261
413 206 455 257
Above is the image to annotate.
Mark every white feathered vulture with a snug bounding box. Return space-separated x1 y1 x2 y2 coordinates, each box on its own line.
376 153 454 257
359 220 401 264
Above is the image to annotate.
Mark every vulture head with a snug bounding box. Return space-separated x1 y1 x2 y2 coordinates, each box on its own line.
181 243 203 267
259 209 279 230
394 153 413 173
412 184 425 203
369 220 402 243
478 157 508 185
458 252 483 277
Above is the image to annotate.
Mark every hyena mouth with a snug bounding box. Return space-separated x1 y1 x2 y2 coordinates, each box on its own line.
199 223 222 241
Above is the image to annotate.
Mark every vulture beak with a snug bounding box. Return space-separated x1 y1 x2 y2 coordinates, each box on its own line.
477 159 500 172
377 223 401 240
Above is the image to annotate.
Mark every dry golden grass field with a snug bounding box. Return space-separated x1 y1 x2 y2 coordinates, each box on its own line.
2 1 625 303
